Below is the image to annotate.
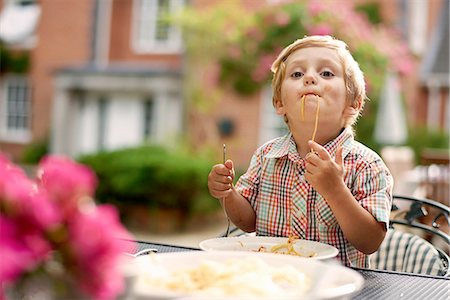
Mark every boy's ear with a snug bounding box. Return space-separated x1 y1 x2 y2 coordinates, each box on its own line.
274 99 285 115
343 104 359 119
343 106 357 116
343 97 362 118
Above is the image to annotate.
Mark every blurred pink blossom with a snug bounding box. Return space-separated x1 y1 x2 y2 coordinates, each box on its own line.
394 58 414 75
308 0 326 16
205 63 220 86
37 155 97 218
307 24 333 36
228 45 242 59
0 155 61 232
245 26 264 42
0 216 40 285
275 11 290 26
68 205 133 300
0 155 133 300
252 53 277 83
0 156 34 210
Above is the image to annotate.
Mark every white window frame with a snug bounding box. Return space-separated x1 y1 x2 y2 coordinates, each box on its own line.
0 0 40 48
142 97 156 142
0 75 32 143
131 0 184 54
258 84 288 146
97 96 109 150
407 0 428 55
7 0 37 4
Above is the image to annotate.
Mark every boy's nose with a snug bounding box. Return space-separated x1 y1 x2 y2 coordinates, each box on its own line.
303 74 317 85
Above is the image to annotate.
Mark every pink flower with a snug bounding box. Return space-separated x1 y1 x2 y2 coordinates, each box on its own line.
308 0 326 16
68 205 133 300
245 27 264 42
0 156 33 209
252 53 276 83
22 190 62 232
0 216 45 285
37 156 97 218
1 155 133 300
274 11 290 26
228 46 242 59
307 24 333 36
204 63 220 86
394 58 414 75
0 155 61 232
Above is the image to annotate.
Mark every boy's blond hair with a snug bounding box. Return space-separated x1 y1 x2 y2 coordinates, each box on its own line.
271 35 367 127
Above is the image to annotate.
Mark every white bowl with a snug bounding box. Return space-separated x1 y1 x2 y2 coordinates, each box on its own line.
199 236 339 260
128 251 363 300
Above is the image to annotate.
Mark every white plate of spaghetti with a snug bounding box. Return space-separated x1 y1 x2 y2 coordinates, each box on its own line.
199 236 339 260
129 251 363 299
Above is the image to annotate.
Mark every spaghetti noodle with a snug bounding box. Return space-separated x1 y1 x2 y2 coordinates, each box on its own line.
139 256 311 297
301 95 305 121
300 94 320 152
256 236 317 258
311 97 320 144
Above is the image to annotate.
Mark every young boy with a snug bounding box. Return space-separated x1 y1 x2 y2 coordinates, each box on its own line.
208 35 393 268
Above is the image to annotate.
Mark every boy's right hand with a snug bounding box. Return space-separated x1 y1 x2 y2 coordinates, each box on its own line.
207 159 235 199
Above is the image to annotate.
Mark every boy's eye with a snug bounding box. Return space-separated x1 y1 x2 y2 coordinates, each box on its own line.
321 71 334 77
291 71 303 78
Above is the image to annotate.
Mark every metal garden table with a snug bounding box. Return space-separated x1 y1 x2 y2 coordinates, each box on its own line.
124 239 450 300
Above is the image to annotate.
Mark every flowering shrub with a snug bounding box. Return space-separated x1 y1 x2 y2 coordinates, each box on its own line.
218 0 412 98
175 0 414 151
0 155 133 299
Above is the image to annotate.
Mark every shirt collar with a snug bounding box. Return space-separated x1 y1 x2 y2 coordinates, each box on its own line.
265 133 295 159
265 128 354 159
325 127 354 159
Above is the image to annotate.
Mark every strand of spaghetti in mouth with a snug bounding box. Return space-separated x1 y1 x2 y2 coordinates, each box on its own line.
300 95 305 121
300 95 320 152
311 97 320 144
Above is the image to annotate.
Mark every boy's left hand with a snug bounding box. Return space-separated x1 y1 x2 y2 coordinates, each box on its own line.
304 140 344 198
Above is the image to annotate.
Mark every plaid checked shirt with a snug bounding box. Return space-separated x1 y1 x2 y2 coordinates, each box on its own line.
235 128 393 267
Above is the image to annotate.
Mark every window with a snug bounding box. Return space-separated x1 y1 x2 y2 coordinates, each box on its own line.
132 0 184 53
259 85 288 145
9 0 37 4
398 0 427 56
407 0 427 55
143 98 155 140
0 76 31 142
97 97 109 150
0 0 40 48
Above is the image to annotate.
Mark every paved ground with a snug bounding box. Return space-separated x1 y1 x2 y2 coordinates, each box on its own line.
131 216 229 248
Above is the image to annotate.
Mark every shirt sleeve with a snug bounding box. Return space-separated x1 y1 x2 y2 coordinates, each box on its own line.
352 157 393 229
234 148 263 208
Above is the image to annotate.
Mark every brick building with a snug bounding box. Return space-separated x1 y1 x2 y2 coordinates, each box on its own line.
0 0 448 170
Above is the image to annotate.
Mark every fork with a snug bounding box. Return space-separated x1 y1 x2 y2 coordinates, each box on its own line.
124 248 158 258
223 144 231 237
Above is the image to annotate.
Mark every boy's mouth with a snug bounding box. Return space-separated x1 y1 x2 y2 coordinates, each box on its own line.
299 93 321 149
301 92 320 98
300 93 321 121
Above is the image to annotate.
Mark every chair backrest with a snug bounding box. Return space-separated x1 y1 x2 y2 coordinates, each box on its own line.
371 229 449 276
371 195 450 276
390 195 449 246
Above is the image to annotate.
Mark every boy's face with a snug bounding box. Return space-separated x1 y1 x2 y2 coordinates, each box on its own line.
276 46 350 132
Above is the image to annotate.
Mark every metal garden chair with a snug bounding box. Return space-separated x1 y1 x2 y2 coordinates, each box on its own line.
370 195 449 277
